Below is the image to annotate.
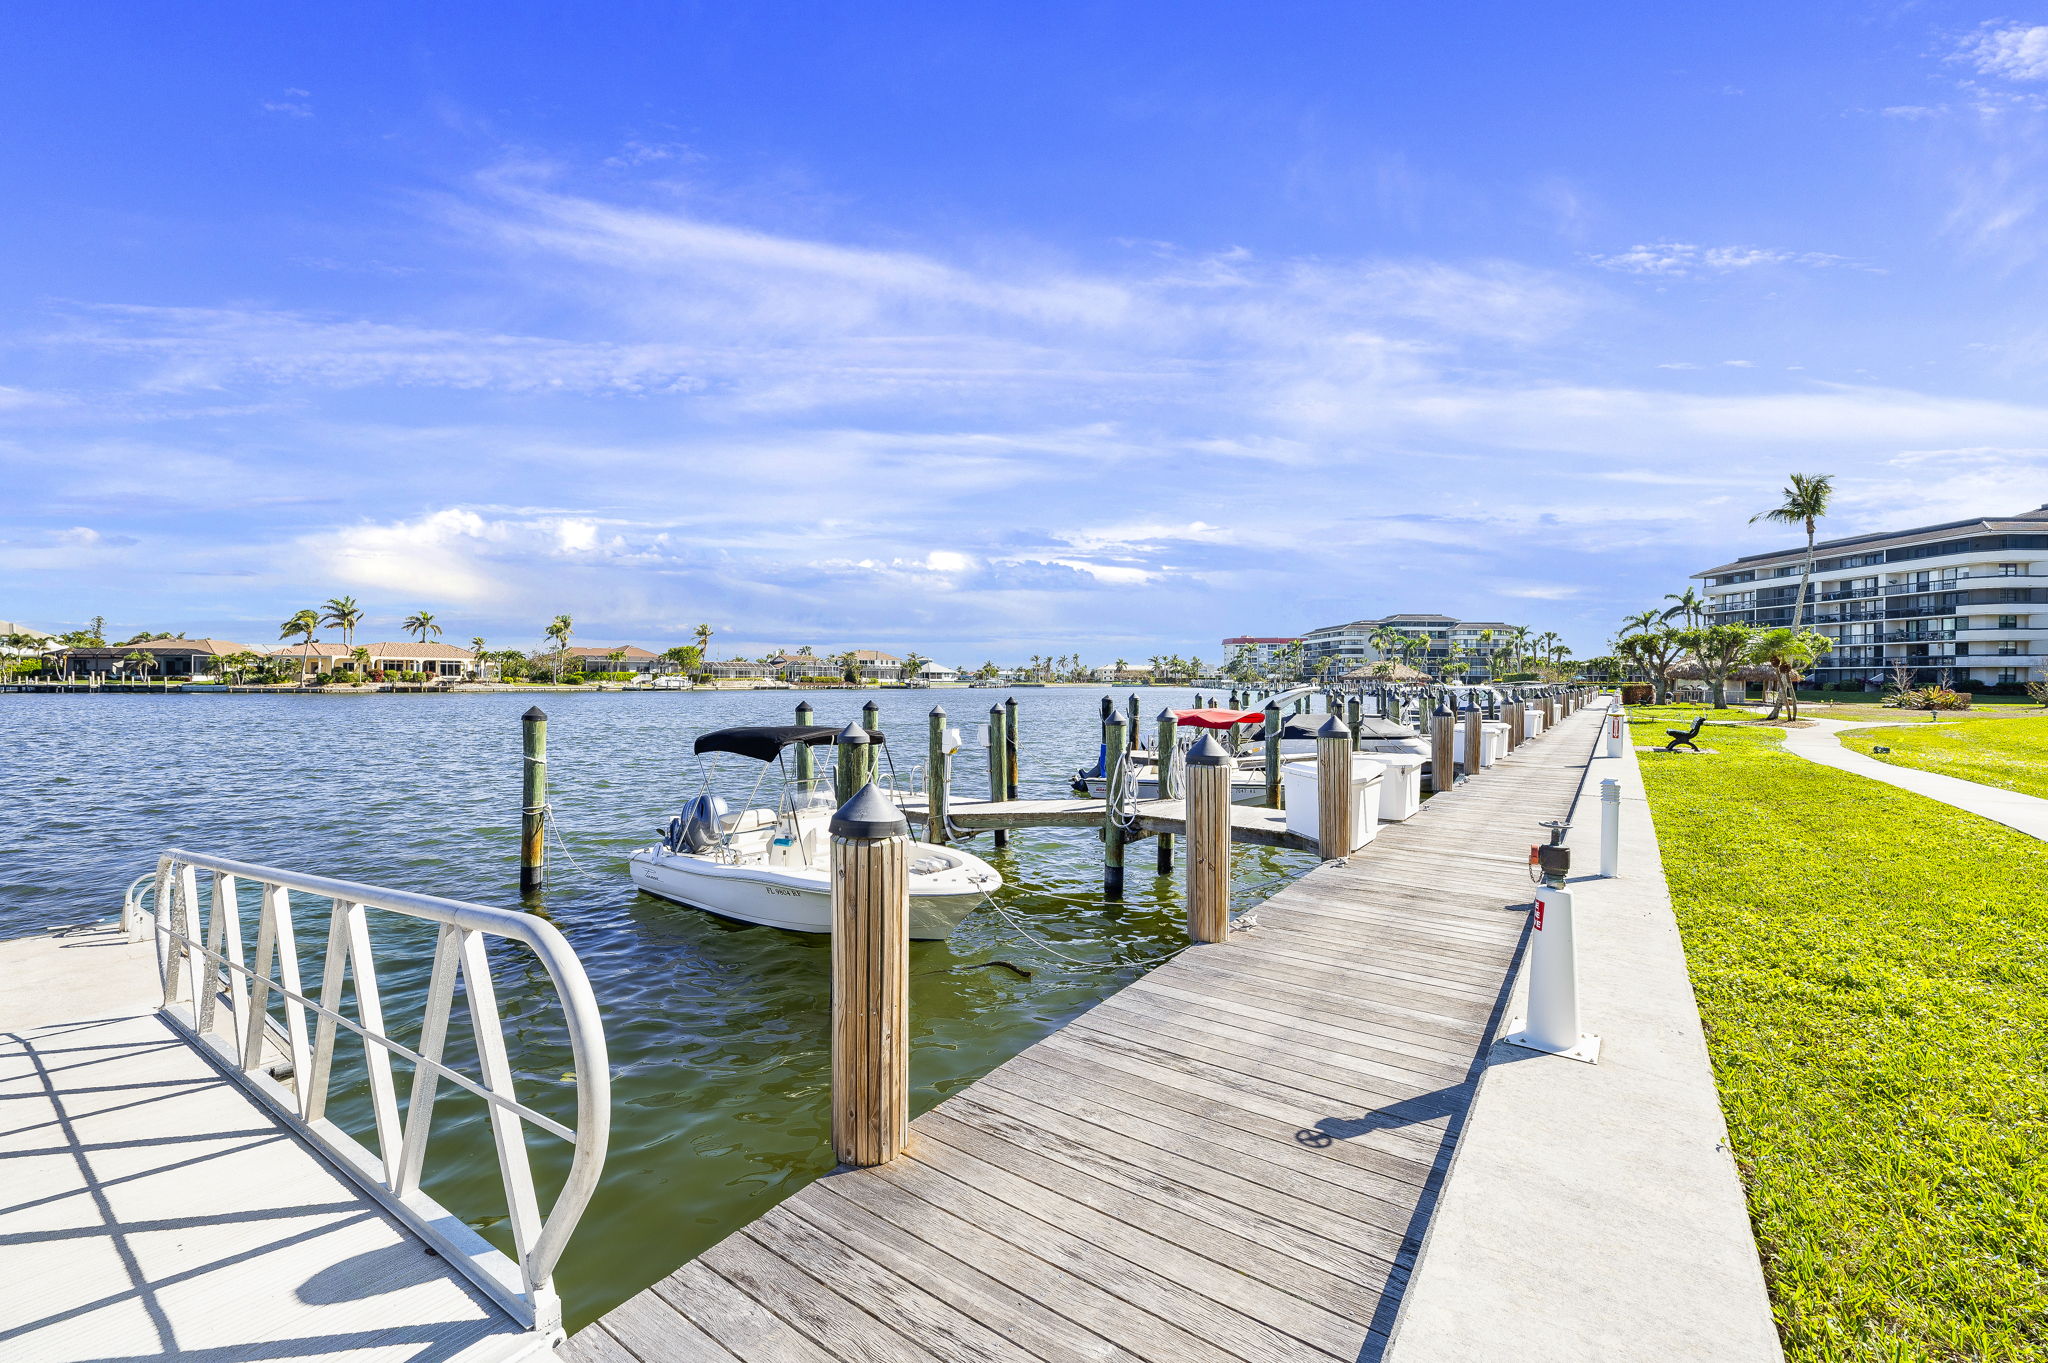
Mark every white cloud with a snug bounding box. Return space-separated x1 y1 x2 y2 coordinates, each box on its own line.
1961 25 2048 83
1588 242 1866 277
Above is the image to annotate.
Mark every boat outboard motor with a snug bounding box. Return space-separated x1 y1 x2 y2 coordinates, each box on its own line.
675 793 730 853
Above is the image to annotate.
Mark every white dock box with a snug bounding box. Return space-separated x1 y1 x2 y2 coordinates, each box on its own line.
1451 721 1510 768
1280 753 1385 852
1364 751 1425 819
1521 705 1545 737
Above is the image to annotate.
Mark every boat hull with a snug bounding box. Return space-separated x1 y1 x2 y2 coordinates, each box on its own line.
628 843 988 939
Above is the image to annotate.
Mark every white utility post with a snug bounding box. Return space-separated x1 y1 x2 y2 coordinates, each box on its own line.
1606 704 1626 759
1599 778 1620 878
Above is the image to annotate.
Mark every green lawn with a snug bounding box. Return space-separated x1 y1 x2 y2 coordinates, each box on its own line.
1629 709 2048 1360
1838 715 2048 802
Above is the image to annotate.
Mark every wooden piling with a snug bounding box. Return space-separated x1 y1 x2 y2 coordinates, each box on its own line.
1126 693 1141 750
1185 734 1232 942
829 784 911 1167
926 706 949 843
795 700 817 790
1315 716 1352 858
834 723 868 807
1346 694 1362 743
1155 706 1177 875
987 705 1008 849
1003 696 1020 800
1263 700 1283 809
1429 698 1456 793
1103 715 1127 899
519 706 547 894
1507 693 1526 749
1463 699 1484 780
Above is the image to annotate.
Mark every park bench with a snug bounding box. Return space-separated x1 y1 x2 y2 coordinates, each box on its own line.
1662 715 1707 752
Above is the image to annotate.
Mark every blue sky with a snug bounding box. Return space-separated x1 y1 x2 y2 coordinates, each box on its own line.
5 3 2048 663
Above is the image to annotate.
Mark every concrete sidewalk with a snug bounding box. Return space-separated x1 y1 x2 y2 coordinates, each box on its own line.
1778 717 2048 842
1385 703 1782 1363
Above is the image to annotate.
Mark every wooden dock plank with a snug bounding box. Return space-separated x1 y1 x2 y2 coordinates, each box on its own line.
569 708 1606 1362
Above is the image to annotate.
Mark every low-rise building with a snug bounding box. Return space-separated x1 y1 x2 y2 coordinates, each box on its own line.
1695 504 2048 688
562 644 661 676
59 637 259 679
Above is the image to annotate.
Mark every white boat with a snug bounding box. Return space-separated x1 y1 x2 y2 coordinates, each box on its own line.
627 723 1001 939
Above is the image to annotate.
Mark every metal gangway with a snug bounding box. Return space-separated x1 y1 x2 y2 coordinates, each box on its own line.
0 850 610 1362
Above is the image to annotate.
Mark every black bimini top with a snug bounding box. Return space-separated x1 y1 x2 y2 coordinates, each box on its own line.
693 724 886 763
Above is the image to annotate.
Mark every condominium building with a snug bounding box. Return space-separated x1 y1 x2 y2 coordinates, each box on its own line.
1300 613 1522 678
1219 636 1299 667
1694 505 2048 687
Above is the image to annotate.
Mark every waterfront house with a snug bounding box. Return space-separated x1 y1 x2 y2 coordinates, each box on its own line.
264 642 354 678
57 637 259 680
917 662 963 683
762 652 841 684
361 642 490 679
847 649 903 682
562 644 661 676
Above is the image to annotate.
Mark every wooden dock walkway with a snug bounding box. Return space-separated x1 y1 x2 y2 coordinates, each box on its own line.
896 795 1310 849
565 705 1606 1363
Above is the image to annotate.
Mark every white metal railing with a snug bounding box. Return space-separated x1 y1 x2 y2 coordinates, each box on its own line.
149 848 609 1341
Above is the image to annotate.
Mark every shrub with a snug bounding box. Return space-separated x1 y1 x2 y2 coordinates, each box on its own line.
312 672 333 686
562 672 587 685
1885 685 1970 711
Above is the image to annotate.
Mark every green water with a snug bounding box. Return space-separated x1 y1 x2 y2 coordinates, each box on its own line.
3 686 1314 1328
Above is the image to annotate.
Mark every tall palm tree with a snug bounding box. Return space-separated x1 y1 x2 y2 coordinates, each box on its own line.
1661 587 1707 628
1750 473 1835 633
127 650 157 685
545 614 574 683
322 596 363 647
403 610 441 644
694 623 713 655
280 609 320 682
904 651 929 682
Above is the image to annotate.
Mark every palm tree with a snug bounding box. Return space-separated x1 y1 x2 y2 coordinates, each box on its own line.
694 623 713 655
1661 587 1708 628
1749 628 1833 721
904 652 929 683
545 614 574 683
1751 473 1835 632
322 596 363 647
127 650 158 685
403 611 441 644
664 644 703 677
606 648 627 679
1619 609 1661 637
349 645 371 679
279 609 320 683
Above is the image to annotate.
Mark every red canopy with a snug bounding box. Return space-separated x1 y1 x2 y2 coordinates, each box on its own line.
1171 708 1266 729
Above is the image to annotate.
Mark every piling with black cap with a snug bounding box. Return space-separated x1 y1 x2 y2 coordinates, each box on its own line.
1430 696 1457 793
1315 714 1353 857
986 703 1008 848
1185 733 1233 942
795 700 817 791
520 706 548 893
1003 696 1020 800
833 722 869 807
1463 695 1484 780
926 705 949 844
829 782 910 1167
1155 706 1178 876
1508 689 1526 749
1263 700 1283 809
1126 692 1141 751
1103 713 1127 899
